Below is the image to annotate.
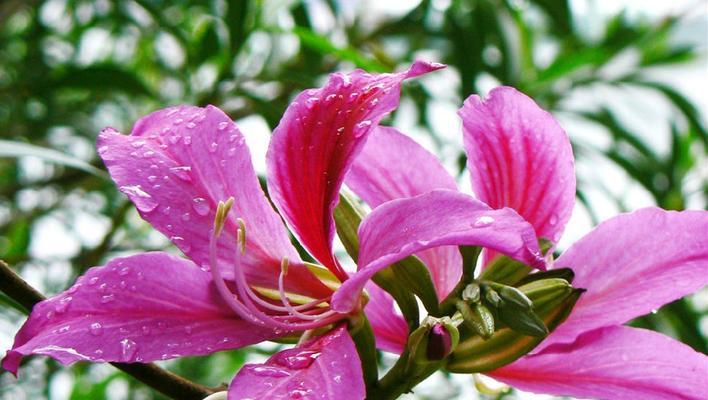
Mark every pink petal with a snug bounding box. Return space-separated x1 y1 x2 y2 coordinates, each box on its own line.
346 126 462 298
2 252 280 374
543 207 708 347
460 86 575 246
267 61 444 279
332 189 544 313
490 326 708 400
364 282 407 354
97 106 328 297
228 325 365 400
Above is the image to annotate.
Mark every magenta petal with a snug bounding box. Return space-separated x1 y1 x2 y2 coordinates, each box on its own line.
228 325 365 400
460 86 575 245
2 252 280 374
97 106 328 297
346 126 462 298
543 207 708 347
267 61 444 279
332 189 544 312
364 282 407 354
489 326 708 400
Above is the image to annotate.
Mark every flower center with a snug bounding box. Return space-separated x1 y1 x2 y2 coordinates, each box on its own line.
208 198 342 331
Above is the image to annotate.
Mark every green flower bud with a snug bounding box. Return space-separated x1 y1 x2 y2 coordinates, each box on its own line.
457 300 495 339
487 282 533 310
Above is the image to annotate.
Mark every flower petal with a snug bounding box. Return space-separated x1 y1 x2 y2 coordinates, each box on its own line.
332 189 544 313
489 326 708 400
364 282 408 354
98 106 328 297
460 87 575 244
228 325 364 400
267 61 444 279
346 126 462 298
544 207 708 346
2 252 279 374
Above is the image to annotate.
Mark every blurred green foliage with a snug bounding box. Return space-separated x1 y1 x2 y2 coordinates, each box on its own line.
0 0 705 398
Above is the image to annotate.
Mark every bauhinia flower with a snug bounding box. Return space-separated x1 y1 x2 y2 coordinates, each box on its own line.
341 86 708 398
1 62 547 399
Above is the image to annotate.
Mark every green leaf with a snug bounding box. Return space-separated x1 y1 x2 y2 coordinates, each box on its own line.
290 27 388 72
49 66 154 97
0 140 108 179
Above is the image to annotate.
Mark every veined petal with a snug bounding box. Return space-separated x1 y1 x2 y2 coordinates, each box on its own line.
267 61 445 279
543 207 708 347
346 126 462 298
228 325 364 400
460 87 575 246
332 190 544 313
364 282 407 354
489 326 708 400
2 253 280 374
98 106 328 297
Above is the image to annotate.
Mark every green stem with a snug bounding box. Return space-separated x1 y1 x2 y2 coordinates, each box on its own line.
368 350 442 400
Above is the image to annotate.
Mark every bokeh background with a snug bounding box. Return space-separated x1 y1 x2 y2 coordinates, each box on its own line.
0 0 706 399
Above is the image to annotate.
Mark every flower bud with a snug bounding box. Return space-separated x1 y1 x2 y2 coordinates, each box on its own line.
409 316 460 363
457 300 495 339
426 323 459 361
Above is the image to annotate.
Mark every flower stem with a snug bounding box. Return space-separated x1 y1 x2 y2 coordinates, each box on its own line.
0 260 217 400
368 349 442 400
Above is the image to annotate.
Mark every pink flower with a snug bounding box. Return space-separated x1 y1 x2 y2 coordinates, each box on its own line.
1 63 546 399
343 86 708 398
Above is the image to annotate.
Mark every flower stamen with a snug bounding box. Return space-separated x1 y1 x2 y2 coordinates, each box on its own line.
208 198 340 331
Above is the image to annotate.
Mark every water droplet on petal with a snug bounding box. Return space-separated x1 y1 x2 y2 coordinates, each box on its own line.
120 338 138 361
90 322 103 336
186 122 196 129
209 142 218 153
275 349 321 369
118 266 130 276
169 166 192 181
192 197 210 216
181 212 190 221
100 294 115 304
251 365 291 378
218 121 229 131
473 216 495 227
119 185 158 212
549 214 559 226
55 296 72 313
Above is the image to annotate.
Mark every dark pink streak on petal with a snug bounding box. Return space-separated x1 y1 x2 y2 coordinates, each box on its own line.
460 87 575 251
541 207 708 348
346 126 462 299
228 325 364 400
267 61 445 279
364 282 407 354
97 106 328 298
2 253 281 374
490 326 708 400
332 190 544 313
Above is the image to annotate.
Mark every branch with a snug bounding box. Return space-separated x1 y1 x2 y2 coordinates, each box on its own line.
0 260 216 400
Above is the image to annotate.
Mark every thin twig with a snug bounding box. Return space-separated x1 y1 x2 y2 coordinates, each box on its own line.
0 260 215 400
